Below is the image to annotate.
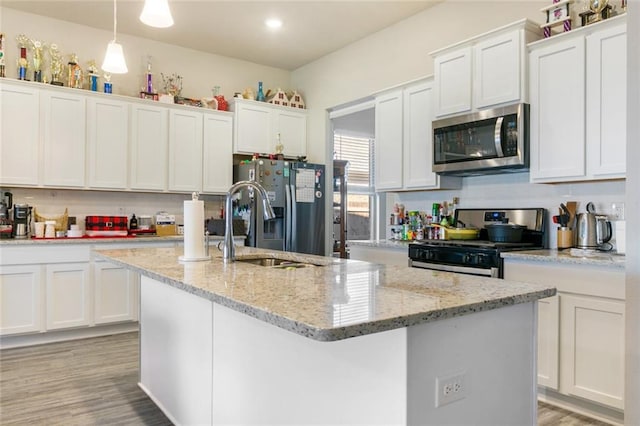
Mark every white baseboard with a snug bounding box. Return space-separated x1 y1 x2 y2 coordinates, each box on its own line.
538 387 624 425
0 322 139 349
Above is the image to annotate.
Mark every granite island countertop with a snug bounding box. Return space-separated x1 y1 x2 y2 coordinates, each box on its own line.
502 249 625 269
94 246 556 342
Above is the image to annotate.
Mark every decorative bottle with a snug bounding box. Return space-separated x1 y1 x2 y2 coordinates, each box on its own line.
130 214 138 230
256 81 265 102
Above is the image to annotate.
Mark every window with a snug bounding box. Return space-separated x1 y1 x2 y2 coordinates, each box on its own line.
333 133 375 240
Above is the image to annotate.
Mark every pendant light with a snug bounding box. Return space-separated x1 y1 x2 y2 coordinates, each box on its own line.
140 0 174 28
102 0 128 74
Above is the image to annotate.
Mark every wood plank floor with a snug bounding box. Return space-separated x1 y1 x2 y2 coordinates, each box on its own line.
1 332 612 425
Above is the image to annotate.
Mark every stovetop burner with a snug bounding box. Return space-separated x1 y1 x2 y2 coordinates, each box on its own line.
412 239 537 250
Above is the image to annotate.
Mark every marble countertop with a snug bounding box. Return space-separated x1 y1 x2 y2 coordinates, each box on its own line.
0 235 243 246
502 249 625 269
94 246 556 342
348 239 413 250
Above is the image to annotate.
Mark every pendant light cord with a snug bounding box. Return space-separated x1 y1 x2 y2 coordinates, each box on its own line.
112 0 118 43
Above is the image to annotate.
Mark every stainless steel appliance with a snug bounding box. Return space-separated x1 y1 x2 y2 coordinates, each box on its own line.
433 103 529 175
409 208 546 278
12 203 32 239
575 203 612 250
234 159 325 256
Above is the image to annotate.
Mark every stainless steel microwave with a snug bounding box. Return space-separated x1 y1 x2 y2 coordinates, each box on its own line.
432 103 529 175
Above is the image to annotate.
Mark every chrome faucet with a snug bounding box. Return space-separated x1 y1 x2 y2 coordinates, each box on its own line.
222 180 276 262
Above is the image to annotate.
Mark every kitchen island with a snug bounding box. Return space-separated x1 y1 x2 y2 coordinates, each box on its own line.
95 245 555 425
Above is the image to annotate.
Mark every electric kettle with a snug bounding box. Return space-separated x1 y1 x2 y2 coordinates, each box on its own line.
575 202 612 250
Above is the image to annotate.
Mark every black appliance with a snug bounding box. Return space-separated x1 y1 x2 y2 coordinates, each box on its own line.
432 103 529 175
409 208 546 278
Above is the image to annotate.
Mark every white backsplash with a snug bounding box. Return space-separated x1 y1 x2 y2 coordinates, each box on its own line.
3 188 226 231
387 173 626 250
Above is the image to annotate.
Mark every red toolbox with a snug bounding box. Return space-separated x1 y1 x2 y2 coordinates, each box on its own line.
85 215 129 237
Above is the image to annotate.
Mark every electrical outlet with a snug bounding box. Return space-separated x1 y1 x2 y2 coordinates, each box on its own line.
435 371 467 407
611 202 625 220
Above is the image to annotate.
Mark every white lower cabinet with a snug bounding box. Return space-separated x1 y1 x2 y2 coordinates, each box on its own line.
0 265 43 335
0 243 157 341
46 262 91 330
560 294 625 409
93 260 138 324
503 258 625 413
537 294 559 389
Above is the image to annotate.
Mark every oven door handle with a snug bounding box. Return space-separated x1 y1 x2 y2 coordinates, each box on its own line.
410 260 499 278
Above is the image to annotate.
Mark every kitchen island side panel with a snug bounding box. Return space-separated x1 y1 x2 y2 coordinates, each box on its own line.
139 276 213 426
407 301 537 425
211 303 408 425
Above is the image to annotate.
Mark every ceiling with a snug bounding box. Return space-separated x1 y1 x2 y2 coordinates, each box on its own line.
2 1 439 70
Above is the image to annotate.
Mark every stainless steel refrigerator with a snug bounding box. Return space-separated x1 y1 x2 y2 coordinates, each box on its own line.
234 159 325 256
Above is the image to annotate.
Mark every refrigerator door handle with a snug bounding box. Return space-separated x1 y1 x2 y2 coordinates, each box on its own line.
285 184 292 251
290 184 297 252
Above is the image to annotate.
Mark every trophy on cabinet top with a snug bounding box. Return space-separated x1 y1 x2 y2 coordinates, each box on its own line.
16 34 29 80
0 33 6 78
579 0 613 25
86 59 99 91
67 53 83 89
29 38 45 83
49 44 63 86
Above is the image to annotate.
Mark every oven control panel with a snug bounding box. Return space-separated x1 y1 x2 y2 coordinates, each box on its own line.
484 211 507 223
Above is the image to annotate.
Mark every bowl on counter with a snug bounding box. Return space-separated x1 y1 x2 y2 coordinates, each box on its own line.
66 229 84 238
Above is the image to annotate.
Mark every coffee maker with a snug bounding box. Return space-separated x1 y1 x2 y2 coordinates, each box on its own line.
12 204 32 239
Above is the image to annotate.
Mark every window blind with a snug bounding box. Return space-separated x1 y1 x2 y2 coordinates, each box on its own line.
333 133 374 193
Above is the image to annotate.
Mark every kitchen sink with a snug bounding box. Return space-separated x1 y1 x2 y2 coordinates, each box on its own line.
235 256 325 268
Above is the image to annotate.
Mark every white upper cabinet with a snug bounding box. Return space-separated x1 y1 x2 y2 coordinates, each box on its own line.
234 100 273 154
431 19 540 118
41 89 86 187
374 90 404 191
529 36 586 181
403 80 438 189
374 78 462 192
168 109 204 192
433 47 472 116
234 99 307 157
0 81 40 186
202 113 233 193
275 109 307 158
130 103 169 191
529 16 626 183
586 22 626 179
87 97 129 189
473 30 521 109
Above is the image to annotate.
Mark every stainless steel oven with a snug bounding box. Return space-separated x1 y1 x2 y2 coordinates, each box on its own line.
408 208 546 278
433 103 529 175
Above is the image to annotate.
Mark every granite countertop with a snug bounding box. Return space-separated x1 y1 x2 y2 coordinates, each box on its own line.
502 249 625 269
348 239 413 250
0 235 243 246
94 246 556 342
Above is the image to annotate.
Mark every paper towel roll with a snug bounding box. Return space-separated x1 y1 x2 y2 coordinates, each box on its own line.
183 198 205 260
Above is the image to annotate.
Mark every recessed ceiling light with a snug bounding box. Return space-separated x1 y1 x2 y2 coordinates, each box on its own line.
265 18 282 29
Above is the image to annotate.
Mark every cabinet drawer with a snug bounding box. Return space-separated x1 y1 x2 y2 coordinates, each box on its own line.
2 245 90 265
503 260 624 300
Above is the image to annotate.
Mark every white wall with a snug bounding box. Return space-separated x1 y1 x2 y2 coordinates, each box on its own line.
0 7 291 101
292 1 547 164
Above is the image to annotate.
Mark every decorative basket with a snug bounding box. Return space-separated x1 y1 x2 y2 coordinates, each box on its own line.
34 208 68 232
